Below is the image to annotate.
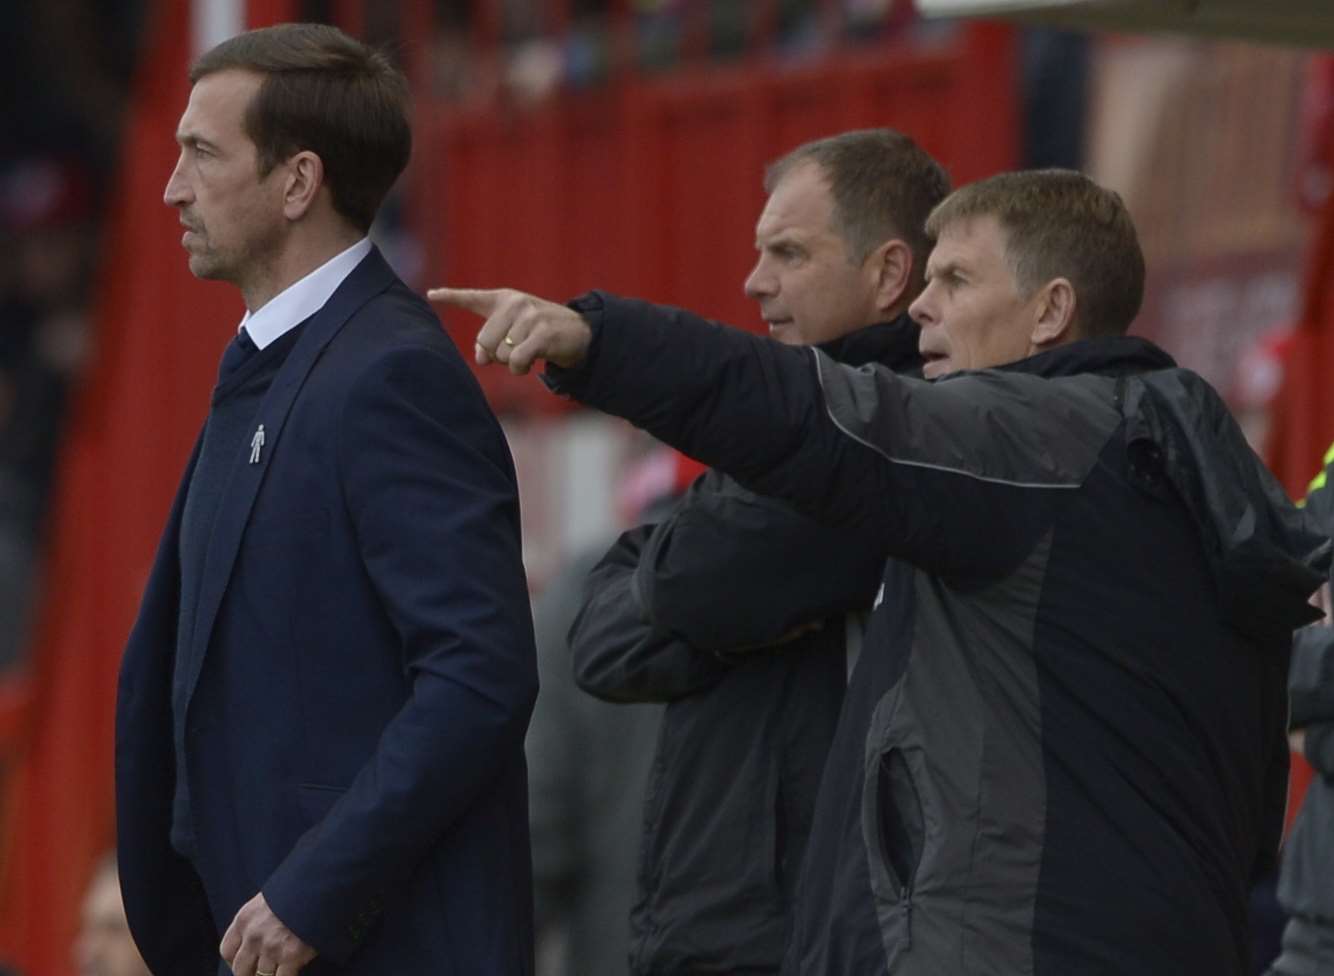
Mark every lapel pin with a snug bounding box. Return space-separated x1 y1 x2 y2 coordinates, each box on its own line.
250 424 266 465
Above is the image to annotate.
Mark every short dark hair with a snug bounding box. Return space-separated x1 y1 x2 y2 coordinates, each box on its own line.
926 169 1145 338
190 23 411 233
764 129 950 289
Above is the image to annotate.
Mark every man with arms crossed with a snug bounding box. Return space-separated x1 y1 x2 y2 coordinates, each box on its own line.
566 129 946 974
117 25 537 976
435 170 1326 975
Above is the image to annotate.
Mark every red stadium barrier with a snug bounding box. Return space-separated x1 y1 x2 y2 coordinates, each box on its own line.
425 22 1019 411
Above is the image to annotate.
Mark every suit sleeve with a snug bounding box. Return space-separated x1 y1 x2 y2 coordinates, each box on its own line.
547 293 1107 578
115 437 220 976
261 345 538 961
569 523 732 703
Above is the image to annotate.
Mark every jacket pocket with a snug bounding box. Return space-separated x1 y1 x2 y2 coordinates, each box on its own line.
864 747 925 955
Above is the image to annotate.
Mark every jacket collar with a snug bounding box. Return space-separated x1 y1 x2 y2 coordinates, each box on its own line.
998 335 1176 380
816 312 922 372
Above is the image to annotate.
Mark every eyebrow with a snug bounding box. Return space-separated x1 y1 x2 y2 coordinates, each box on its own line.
925 259 965 281
175 132 219 152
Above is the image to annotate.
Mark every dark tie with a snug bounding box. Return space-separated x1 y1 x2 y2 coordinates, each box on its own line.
217 327 258 385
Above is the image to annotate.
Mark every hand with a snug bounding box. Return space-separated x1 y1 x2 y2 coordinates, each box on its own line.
427 286 592 375
219 892 317 976
1291 728 1307 756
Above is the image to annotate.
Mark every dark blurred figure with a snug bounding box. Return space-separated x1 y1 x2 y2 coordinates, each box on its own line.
0 157 96 669
0 1 143 175
72 855 151 976
1266 447 1334 976
1021 29 1091 169
526 446 701 976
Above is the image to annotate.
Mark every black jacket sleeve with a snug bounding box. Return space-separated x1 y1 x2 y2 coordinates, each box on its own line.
569 468 884 703
569 524 733 703
548 293 1110 579
638 470 883 651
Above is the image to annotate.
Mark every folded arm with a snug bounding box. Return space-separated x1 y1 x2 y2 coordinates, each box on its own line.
569 523 732 702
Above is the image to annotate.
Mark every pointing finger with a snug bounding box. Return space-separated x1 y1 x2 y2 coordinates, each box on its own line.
426 286 504 317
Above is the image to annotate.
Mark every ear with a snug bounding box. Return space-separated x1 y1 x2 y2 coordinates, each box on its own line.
869 239 913 316
1029 277 1077 348
281 150 324 222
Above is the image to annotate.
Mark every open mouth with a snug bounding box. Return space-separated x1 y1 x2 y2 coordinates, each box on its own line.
921 353 949 377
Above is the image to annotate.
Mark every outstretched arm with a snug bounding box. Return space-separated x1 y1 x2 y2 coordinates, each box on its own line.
431 287 1101 579
431 286 897 545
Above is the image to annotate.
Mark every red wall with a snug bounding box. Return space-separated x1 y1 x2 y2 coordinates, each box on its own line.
425 24 1019 411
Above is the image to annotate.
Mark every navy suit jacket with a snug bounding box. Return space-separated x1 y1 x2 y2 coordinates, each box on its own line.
115 249 538 975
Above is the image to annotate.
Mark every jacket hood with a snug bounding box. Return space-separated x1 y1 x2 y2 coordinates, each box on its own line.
1119 369 1330 644
1001 335 1326 643
817 313 922 373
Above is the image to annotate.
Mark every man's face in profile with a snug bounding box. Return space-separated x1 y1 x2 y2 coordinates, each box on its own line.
163 69 286 286
910 215 1043 379
744 162 886 347
72 867 150 976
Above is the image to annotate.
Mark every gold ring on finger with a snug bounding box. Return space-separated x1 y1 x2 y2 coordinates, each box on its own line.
503 335 516 347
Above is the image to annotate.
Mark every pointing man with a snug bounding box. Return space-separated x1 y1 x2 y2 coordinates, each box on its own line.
435 169 1326 975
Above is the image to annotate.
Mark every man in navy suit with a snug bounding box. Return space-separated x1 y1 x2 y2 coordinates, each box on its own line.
115 24 538 976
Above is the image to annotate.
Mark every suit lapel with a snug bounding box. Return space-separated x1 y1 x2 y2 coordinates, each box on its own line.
180 248 397 713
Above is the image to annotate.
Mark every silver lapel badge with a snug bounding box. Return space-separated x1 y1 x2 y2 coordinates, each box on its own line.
249 424 266 465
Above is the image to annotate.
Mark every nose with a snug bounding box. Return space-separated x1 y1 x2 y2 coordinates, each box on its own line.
744 255 775 302
909 282 936 328
163 153 191 209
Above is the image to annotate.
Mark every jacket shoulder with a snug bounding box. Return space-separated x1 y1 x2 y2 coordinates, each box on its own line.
815 354 1121 489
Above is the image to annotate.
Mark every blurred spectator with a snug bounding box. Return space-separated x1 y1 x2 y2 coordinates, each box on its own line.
526 446 704 976
0 1 143 176
0 157 97 670
1230 325 1295 454
426 0 928 103
72 854 150 976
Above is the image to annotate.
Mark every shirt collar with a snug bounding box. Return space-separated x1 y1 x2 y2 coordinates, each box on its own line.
240 237 373 349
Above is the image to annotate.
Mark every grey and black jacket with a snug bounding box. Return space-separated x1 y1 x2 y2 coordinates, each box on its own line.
567 319 920 975
1277 449 1334 928
546 292 1329 976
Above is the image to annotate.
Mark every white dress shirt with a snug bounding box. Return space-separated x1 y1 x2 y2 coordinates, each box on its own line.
240 237 372 350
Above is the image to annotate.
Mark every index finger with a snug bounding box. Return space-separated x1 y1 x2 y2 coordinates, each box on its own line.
426 286 504 317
